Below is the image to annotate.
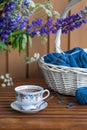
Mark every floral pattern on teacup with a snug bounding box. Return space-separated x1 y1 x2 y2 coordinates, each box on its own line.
17 91 43 103
15 90 45 105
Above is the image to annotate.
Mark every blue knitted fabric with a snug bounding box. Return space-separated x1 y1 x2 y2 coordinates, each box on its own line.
44 47 87 68
75 87 87 105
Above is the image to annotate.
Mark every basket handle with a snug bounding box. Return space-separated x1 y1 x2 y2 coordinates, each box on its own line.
55 0 82 53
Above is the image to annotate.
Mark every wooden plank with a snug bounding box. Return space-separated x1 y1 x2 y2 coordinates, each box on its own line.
0 51 7 75
8 47 26 79
1 79 87 130
70 0 87 49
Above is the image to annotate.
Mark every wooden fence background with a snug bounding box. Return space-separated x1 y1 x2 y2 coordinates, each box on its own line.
0 0 87 80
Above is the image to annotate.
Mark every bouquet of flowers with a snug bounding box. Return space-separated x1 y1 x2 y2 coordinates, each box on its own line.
0 0 59 53
0 0 87 53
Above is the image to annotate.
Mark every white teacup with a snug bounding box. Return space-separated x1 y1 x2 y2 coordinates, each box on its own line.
15 85 50 110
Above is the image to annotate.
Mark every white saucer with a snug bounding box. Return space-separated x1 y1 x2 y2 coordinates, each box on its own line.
10 101 48 114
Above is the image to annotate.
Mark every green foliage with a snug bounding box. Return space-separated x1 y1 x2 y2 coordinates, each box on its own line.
10 30 25 36
18 34 27 53
0 0 7 9
0 0 58 55
28 35 32 47
7 30 33 53
0 41 9 50
12 37 19 49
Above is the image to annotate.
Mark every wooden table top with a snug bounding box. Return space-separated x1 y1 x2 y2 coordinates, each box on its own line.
0 78 87 130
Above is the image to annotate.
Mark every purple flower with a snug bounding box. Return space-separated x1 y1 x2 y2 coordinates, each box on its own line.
39 27 46 35
82 19 87 23
31 30 39 37
20 22 26 30
23 17 29 23
52 28 57 34
0 1 87 47
31 19 43 26
24 0 29 6
15 15 22 22
46 18 53 26
36 19 43 26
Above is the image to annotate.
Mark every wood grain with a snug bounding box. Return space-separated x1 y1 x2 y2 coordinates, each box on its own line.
0 51 7 74
70 0 87 49
0 79 87 130
8 47 26 79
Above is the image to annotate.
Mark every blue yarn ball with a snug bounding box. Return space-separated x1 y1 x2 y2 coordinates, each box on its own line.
75 87 87 105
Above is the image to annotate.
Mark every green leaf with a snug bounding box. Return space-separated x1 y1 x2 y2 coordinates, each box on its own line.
0 42 9 50
12 37 19 49
0 47 2 54
19 34 27 53
35 3 41 8
0 2 6 9
19 42 23 53
8 33 14 43
11 30 24 36
25 56 30 62
28 35 32 47
21 34 27 49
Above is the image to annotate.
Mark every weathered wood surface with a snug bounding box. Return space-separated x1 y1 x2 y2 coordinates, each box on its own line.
0 79 87 130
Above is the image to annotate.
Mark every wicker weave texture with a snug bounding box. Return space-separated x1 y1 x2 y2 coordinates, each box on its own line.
38 58 87 96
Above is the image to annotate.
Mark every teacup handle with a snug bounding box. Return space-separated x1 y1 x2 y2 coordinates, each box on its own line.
42 89 50 100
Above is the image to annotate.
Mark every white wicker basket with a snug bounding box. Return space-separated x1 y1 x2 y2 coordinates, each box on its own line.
38 56 87 96
38 0 87 96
